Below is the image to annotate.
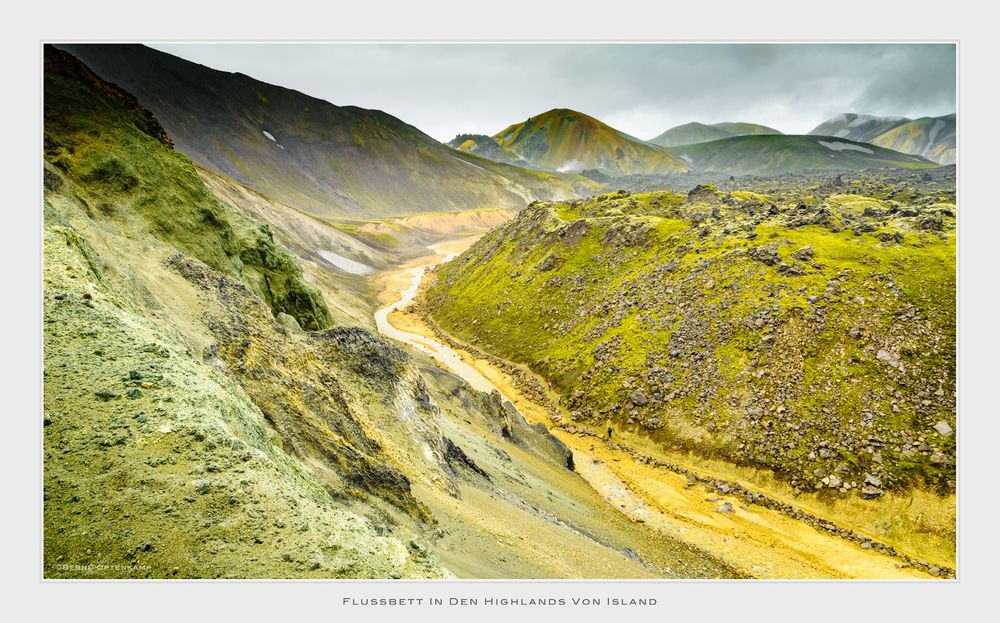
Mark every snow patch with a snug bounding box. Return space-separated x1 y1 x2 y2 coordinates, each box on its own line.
262 130 276 142
317 249 375 275
833 129 851 138
818 140 874 154
922 119 947 157
678 153 694 165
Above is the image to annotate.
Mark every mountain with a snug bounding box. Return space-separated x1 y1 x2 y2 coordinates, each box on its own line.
56 44 584 219
871 114 956 165
446 133 535 168
455 108 690 177
808 113 910 143
712 122 783 136
672 134 938 175
649 121 781 148
425 172 956 503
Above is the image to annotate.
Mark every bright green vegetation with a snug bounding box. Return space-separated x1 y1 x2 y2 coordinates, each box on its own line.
649 121 782 148
673 134 939 175
873 114 956 165
58 44 586 219
482 108 690 176
44 46 332 330
426 171 956 499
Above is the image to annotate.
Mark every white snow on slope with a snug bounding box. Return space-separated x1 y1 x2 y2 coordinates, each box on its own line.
818 140 874 154
317 250 375 275
262 130 276 142
922 119 947 157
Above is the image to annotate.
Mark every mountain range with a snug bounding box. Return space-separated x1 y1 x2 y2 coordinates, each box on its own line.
452 109 938 177
59 44 951 218
670 134 936 176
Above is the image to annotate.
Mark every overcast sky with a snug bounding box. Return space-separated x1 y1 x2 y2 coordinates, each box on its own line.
150 43 955 142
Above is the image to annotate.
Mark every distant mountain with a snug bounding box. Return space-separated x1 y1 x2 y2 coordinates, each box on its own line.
446 133 535 168
57 44 583 219
649 121 781 148
808 113 910 143
711 122 783 136
871 114 956 165
673 134 938 175
456 109 690 177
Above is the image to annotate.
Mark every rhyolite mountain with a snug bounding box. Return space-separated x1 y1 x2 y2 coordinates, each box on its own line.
808 112 956 165
808 113 911 143
56 44 586 219
648 121 782 148
452 108 690 177
670 134 939 176
871 114 956 165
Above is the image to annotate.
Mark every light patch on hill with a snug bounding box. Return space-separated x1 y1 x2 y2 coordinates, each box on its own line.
818 140 874 154
317 249 375 275
924 120 947 156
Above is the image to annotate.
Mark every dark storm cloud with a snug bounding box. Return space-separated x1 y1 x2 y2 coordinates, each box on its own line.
150 43 955 141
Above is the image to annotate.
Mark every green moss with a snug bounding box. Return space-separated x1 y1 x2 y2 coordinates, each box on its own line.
426 183 955 496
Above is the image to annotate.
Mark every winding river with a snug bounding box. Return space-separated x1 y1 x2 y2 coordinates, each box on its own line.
373 243 500 394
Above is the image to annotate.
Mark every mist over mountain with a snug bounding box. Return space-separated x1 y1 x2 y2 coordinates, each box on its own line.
649 122 782 148
808 113 911 143
871 114 956 165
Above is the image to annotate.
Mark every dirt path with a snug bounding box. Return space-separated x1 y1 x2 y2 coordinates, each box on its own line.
373 240 934 579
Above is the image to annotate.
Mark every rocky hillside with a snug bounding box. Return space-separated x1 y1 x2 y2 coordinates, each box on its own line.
43 45 460 577
56 44 587 219
425 170 956 500
672 134 939 175
872 114 956 165
808 113 911 143
457 108 690 177
809 113 956 165
649 121 781 148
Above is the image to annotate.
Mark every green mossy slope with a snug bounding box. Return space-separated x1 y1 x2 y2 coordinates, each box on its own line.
426 172 956 499
44 46 332 330
673 134 939 176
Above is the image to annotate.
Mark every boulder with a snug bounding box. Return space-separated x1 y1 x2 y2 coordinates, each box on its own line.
933 421 953 437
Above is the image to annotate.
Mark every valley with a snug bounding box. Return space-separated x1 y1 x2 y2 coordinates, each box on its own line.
378 241 949 578
41 43 957 580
